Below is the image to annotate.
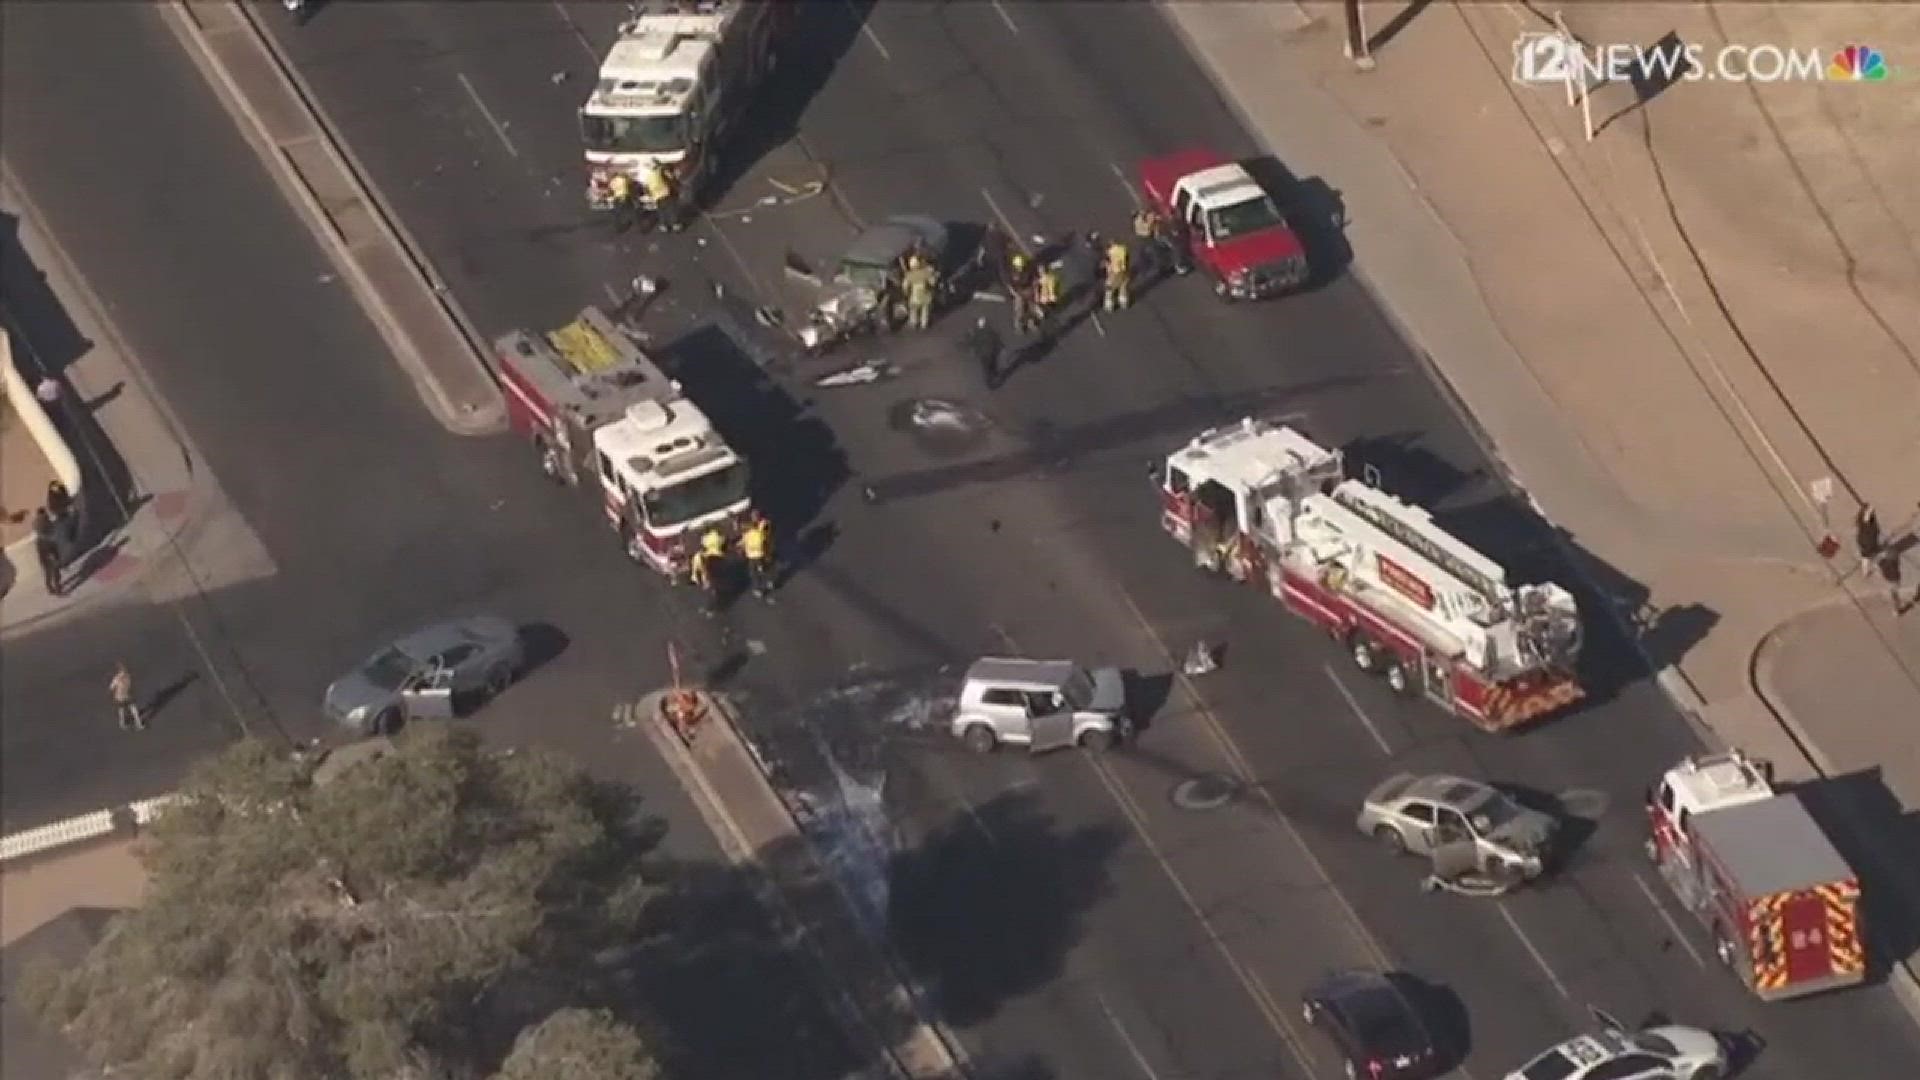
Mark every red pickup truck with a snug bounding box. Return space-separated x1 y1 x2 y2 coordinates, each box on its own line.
1139 149 1308 301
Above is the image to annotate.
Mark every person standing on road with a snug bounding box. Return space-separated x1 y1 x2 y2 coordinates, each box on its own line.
640 161 683 233
31 509 64 596
1034 262 1064 331
1855 503 1883 577
607 171 639 233
964 316 1004 390
111 662 145 731
1006 253 1038 334
692 526 728 612
1102 238 1132 311
902 256 939 331
739 513 776 601
46 479 76 550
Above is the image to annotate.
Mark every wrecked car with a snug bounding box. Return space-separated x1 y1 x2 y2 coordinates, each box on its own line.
794 215 951 354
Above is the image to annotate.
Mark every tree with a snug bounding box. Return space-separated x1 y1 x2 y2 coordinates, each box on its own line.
19 729 665 1080
495 1008 661 1080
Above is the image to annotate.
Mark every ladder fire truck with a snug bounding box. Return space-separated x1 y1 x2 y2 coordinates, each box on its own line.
581 0 786 209
495 306 753 580
1646 749 1866 1001
1156 418 1584 731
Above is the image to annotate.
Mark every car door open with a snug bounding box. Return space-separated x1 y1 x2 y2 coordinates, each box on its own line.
401 665 456 720
1026 693 1075 753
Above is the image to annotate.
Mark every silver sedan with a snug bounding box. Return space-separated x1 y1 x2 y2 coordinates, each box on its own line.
1356 772 1558 879
323 615 524 735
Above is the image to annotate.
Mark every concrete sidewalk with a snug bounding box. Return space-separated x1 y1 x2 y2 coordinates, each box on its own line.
1164 0 1920 997
1 172 206 637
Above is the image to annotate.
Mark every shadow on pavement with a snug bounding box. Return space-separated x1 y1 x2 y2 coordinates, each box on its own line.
1791 768 1920 977
1241 157 1352 290
1429 492 1715 708
1 212 142 554
705 0 875 206
516 621 571 676
887 787 1125 1026
1342 430 1492 508
658 321 849 540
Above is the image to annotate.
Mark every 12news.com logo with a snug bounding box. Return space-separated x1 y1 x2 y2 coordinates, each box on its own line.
1512 30 1889 85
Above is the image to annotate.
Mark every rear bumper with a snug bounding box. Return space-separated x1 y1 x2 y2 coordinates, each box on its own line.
1753 967 1868 1001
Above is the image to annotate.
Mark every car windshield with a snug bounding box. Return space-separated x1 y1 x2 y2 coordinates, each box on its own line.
1060 669 1095 709
359 647 415 692
642 461 750 528
1206 195 1286 243
1517 1050 1580 1080
1466 792 1522 834
580 111 687 154
838 259 896 291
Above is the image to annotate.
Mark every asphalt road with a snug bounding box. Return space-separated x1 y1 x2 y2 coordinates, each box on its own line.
5 2 1917 1079
0 5 864 1077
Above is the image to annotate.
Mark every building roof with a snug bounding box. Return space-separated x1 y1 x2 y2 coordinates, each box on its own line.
1694 794 1854 897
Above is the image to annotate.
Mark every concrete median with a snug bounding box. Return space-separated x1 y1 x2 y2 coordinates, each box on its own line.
162 0 504 437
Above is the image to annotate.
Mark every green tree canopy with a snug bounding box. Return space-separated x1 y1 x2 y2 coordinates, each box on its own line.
20 729 665 1080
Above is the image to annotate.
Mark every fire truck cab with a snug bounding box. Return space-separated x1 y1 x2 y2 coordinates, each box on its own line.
1157 418 1584 731
581 0 784 208
1646 750 1866 1000
495 307 752 579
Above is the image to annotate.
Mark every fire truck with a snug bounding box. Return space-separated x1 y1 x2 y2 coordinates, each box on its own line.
1156 418 1584 731
495 306 752 579
1646 749 1866 1000
580 0 785 209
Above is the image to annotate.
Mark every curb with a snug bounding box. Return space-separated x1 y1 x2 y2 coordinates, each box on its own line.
1 329 84 563
162 0 505 438
0 795 179 864
631 690 966 1080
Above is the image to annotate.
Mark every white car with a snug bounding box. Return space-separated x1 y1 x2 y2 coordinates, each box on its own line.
1505 1008 1726 1080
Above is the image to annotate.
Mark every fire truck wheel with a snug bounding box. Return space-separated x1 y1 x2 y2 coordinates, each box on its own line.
1384 660 1412 696
962 724 997 754
1372 825 1408 855
1348 635 1380 673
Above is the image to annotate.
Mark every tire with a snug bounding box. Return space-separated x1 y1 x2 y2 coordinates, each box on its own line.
370 708 402 737
962 724 997 754
1077 728 1113 753
1384 660 1412 696
1689 1067 1723 1080
1373 824 1408 855
484 662 515 699
1350 636 1380 673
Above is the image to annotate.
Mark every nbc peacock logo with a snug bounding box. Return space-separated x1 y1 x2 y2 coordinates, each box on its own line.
1827 44 1889 81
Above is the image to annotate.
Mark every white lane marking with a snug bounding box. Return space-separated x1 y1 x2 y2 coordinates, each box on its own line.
455 72 520 159
1109 161 1139 203
847 1 892 62
979 188 1029 254
990 0 1021 35
549 0 600 61
1090 312 1108 337
1094 991 1164 1080
1633 871 1705 966
1496 902 1572 999
1322 664 1393 755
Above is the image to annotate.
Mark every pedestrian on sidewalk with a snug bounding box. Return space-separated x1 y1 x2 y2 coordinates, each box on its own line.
1879 550 1908 613
111 662 145 730
1855 503 1882 576
46 479 76 550
31 508 64 596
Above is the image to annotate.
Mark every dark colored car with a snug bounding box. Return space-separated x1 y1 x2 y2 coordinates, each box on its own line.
1302 970 1441 1080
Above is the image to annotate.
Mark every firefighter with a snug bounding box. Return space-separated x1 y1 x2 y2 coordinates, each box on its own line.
1006 252 1038 334
607 171 639 233
639 160 683 233
739 513 776 600
901 255 939 331
1034 262 1064 330
1102 238 1131 311
691 526 728 610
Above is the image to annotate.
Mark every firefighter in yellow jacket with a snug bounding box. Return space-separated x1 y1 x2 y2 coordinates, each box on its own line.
1102 239 1131 311
690 526 728 611
739 513 776 600
1034 262 1063 329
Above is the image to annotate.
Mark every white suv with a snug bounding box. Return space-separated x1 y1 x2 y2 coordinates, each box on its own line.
950 658 1129 754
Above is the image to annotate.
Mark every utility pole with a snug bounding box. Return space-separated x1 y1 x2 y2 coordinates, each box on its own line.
1344 0 1375 71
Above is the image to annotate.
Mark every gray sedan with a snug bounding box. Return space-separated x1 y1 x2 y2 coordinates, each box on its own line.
1356 773 1558 879
323 615 524 735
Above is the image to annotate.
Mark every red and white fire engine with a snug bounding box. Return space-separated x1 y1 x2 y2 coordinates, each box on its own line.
1156 418 1584 731
581 0 786 209
1646 749 1866 1000
495 306 753 580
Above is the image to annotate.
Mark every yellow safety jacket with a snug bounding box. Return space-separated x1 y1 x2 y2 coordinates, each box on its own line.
642 166 674 201
1105 243 1130 277
741 524 770 561
1036 269 1062 305
700 529 726 557
608 173 635 202
902 265 937 301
